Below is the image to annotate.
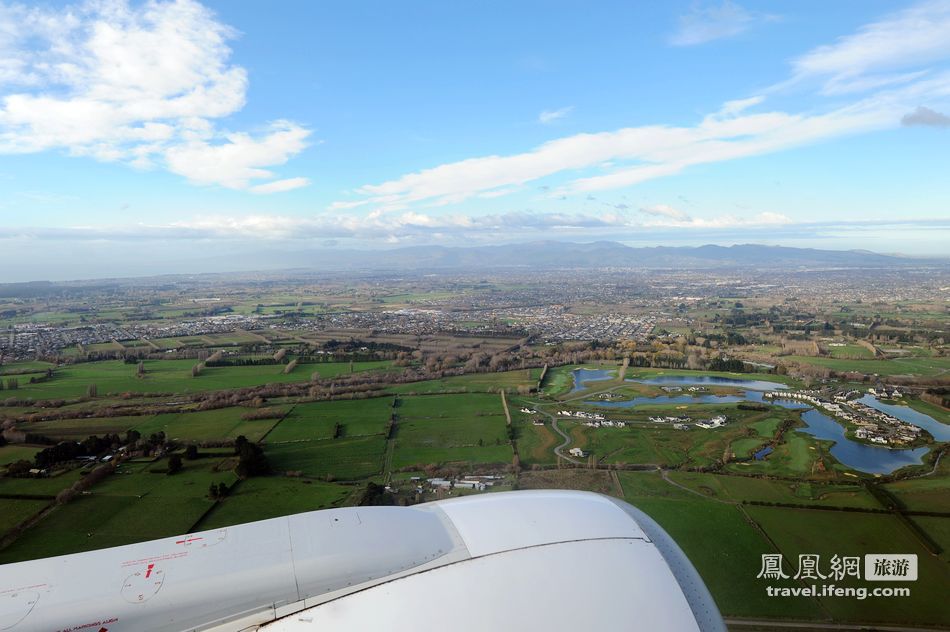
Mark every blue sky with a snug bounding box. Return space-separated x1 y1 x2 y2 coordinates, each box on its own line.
0 0 949 279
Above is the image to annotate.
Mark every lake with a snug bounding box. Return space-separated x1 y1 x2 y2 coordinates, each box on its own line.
570 368 616 392
628 375 790 391
797 409 929 474
856 395 950 442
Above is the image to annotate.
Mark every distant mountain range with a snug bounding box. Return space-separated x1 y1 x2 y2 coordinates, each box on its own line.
247 241 942 272
2 242 945 288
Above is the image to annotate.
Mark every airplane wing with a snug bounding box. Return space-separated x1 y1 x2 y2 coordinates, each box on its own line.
0 490 725 631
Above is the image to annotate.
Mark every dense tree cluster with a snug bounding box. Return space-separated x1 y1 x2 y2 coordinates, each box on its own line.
234 435 270 478
34 435 120 469
357 482 394 506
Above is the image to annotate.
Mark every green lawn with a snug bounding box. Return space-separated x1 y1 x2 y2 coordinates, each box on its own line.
389 393 512 468
196 477 353 529
22 415 143 440
726 427 824 478
617 470 698 501
396 396 507 446
8 359 393 400
265 398 391 443
266 436 387 480
509 403 558 465
0 498 49 533
0 468 85 496
0 495 135 562
910 516 950 562
0 444 42 468
391 444 513 469
93 457 238 498
386 368 540 395
0 456 231 562
569 409 780 469
789 355 950 377
625 495 822 619
133 408 285 443
827 343 875 359
666 471 879 508
23 408 285 443
882 463 950 513
0 360 56 374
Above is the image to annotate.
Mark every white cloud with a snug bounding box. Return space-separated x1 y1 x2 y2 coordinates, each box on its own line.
669 1 761 47
165 121 311 189
716 96 764 117
249 177 312 194
334 85 934 209
639 204 691 221
333 2 950 212
788 0 950 94
539 106 574 124
0 0 310 192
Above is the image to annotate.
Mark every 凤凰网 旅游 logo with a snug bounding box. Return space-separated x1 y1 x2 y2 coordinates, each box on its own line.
756 553 916 600
757 553 916 581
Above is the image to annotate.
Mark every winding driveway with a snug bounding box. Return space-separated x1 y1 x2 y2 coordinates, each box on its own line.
520 400 582 465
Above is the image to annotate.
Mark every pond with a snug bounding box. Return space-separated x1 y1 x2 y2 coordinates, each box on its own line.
570 368 616 392
753 446 774 460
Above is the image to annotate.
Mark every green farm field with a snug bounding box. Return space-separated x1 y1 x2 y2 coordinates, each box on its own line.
6 359 393 399
509 402 558 465
617 471 823 620
265 398 392 442
744 505 950 625
0 456 233 563
266 436 387 480
565 407 792 469
391 393 512 468
385 368 540 394
22 408 286 443
882 458 950 512
0 499 48 533
0 444 43 467
0 468 86 496
789 355 950 377
198 477 354 529
826 343 875 359
665 471 880 508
